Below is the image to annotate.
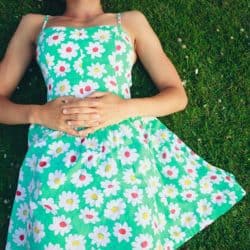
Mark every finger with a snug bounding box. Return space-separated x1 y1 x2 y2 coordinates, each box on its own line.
86 91 107 98
61 107 98 115
78 127 94 137
64 113 100 122
60 95 79 103
61 99 99 109
68 120 100 127
79 123 103 136
64 127 82 137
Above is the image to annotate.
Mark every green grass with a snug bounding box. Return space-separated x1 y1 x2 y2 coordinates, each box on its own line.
0 0 249 249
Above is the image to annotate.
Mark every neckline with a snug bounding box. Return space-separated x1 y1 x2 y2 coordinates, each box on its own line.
36 24 134 49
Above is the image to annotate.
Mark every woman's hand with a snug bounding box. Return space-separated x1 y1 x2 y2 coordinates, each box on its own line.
61 91 129 136
37 95 99 137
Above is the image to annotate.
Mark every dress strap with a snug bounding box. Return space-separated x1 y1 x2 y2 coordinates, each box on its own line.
116 12 122 27
42 15 50 30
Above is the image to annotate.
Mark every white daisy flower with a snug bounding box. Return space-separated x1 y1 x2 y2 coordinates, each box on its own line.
123 169 141 185
55 79 71 96
47 170 66 189
88 225 111 247
131 233 153 250
196 198 213 217
168 202 181 220
53 60 71 77
118 146 139 165
16 203 29 223
180 212 197 228
37 156 50 173
146 175 161 198
199 178 213 194
63 150 79 168
48 215 72 236
58 41 80 60
169 225 186 243
162 166 179 179
39 197 59 215
134 205 152 228
79 207 100 224
124 185 143 206
72 79 98 98
87 62 107 78
113 222 132 242
65 234 86 250
96 158 118 178
211 191 227 205
179 176 197 189
45 243 63 250
83 187 104 207
104 198 126 220
93 29 111 43
47 31 65 46
71 169 93 188
86 41 105 58
58 191 80 211
45 53 55 68
103 75 118 92
100 179 121 197
47 141 70 157
32 220 45 242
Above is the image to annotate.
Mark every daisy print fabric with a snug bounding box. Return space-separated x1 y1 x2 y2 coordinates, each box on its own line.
5 13 246 250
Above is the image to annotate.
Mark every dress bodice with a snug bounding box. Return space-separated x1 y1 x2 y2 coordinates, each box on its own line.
35 14 135 102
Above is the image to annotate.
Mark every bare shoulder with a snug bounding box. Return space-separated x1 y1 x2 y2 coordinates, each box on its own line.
121 10 147 22
121 10 149 31
120 10 153 47
21 13 47 44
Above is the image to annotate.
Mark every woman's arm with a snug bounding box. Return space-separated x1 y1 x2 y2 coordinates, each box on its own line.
122 10 188 118
0 13 43 125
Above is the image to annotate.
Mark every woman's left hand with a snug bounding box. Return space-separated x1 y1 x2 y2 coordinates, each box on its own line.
61 91 129 136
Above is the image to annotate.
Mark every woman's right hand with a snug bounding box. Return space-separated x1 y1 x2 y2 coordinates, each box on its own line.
34 96 99 137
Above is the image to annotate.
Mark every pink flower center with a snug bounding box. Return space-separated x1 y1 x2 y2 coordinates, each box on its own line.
141 241 148 248
66 47 72 52
59 221 67 227
124 151 130 157
131 192 138 198
119 228 126 234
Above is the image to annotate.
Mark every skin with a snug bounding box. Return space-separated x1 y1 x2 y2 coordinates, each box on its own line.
0 0 188 137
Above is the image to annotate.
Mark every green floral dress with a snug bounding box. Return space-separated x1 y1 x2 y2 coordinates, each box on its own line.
5 13 246 250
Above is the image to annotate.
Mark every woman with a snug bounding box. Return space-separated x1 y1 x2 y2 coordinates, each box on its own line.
1 0 246 249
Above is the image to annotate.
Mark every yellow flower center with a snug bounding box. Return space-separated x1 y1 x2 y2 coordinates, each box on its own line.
142 212 149 220
91 193 98 200
66 198 74 205
105 164 111 172
184 179 191 185
94 67 100 73
130 175 136 181
111 206 119 213
173 231 180 237
60 85 65 91
54 178 61 185
72 240 80 246
56 147 62 154
97 233 104 239
34 226 40 234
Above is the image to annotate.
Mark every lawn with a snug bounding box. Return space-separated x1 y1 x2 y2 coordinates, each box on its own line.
0 0 249 249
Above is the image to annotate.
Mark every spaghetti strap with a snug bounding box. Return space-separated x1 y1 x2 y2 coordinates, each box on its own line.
116 12 122 27
42 15 50 30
